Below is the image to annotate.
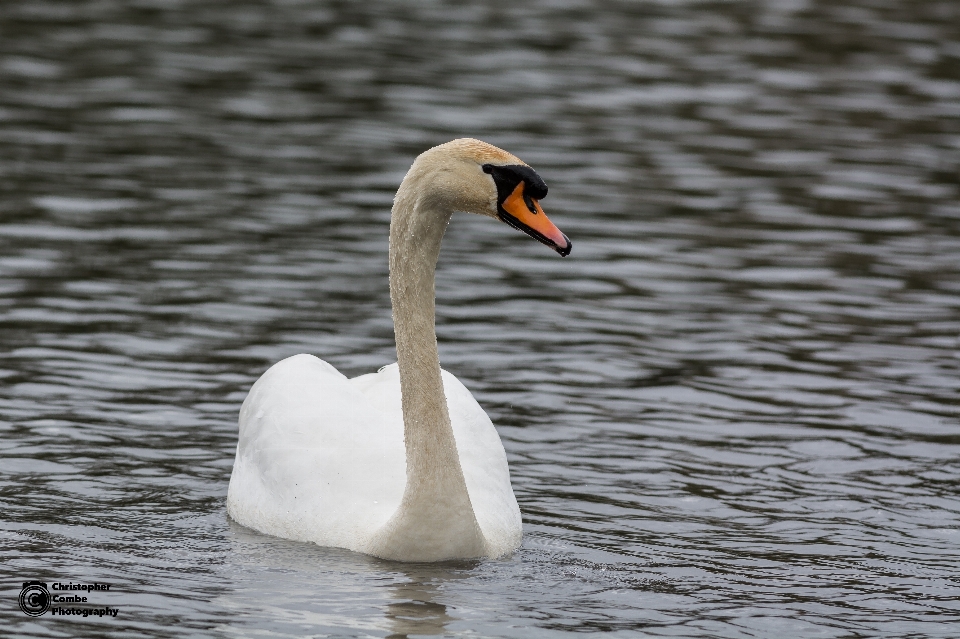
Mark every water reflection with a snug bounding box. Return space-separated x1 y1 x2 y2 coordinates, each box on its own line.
224 518 467 637
383 566 466 639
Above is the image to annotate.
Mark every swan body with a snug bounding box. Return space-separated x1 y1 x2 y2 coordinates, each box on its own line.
227 356 522 557
227 139 571 561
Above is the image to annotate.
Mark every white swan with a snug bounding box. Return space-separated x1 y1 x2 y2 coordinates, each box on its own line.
226 139 571 562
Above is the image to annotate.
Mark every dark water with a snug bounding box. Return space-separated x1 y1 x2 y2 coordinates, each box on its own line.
2 0 959 636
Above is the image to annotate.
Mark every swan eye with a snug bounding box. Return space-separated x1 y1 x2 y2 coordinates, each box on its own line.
522 192 538 215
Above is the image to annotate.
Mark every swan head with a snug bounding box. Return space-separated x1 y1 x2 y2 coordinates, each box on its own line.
403 138 572 257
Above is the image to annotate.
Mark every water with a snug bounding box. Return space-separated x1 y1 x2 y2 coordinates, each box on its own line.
2 0 959 636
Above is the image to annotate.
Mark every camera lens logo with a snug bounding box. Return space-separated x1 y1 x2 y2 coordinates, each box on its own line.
19 581 50 616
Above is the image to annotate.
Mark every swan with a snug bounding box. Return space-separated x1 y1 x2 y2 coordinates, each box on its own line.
226 139 571 562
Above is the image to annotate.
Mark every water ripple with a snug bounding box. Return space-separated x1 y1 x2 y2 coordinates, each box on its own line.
2 0 959 637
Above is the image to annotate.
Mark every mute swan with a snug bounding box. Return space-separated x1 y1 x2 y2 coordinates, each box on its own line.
226 139 571 561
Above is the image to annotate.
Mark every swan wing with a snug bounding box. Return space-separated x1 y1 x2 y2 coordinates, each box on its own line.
442 369 523 556
226 354 405 552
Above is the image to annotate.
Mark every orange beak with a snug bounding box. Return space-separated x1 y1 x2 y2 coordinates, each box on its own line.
498 182 572 256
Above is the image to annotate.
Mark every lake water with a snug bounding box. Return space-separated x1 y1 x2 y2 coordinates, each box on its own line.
2 0 959 637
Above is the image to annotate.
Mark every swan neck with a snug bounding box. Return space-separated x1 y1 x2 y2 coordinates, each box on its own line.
389 194 453 464
373 182 485 560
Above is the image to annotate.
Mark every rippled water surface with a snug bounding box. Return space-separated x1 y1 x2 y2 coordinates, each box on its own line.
2 0 959 636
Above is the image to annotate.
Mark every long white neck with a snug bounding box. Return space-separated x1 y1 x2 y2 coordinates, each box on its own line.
366 171 487 561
